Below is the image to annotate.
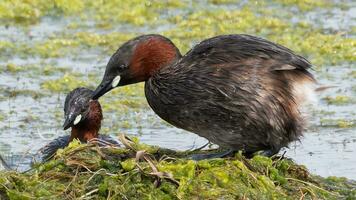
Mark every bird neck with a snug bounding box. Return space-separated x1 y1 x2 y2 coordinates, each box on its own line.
128 37 181 83
70 101 103 143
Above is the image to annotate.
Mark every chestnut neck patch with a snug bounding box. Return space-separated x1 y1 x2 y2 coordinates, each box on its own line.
129 37 180 82
70 101 103 142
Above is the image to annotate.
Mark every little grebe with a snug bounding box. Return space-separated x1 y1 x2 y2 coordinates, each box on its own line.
39 87 119 161
92 34 315 159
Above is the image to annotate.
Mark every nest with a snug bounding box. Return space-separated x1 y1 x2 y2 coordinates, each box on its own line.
0 134 354 199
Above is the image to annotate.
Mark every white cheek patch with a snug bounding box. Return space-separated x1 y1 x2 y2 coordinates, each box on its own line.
111 75 121 88
73 114 82 125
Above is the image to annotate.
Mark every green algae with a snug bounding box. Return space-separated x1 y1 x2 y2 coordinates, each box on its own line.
0 41 14 55
0 112 5 122
32 38 80 58
0 139 355 199
320 118 355 128
29 32 135 58
100 83 147 115
41 73 92 93
0 0 84 24
1 0 354 67
1 63 26 74
0 88 44 99
350 71 356 79
74 32 136 53
0 63 69 76
0 0 185 25
13 1 352 65
0 1 355 195
273 0 333 11
164 7 355 66
323 95 354 105
208 0 239 5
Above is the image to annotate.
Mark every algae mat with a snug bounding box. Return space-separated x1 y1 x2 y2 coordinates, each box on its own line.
0 137 355 200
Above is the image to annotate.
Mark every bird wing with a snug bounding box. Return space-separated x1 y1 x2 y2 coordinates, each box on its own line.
184 34 312 72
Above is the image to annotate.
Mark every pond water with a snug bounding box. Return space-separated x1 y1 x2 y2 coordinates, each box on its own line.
0 0 355 179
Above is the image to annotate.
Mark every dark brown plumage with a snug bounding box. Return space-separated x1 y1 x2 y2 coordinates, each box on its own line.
92 34 315 157
39 88 118 162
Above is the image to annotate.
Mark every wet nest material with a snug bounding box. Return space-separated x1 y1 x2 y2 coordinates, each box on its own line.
0 134 355 200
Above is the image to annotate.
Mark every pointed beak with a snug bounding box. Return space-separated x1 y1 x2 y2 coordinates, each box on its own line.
62 115 74 130
91 80 113 100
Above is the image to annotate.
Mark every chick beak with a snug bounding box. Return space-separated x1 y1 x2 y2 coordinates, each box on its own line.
62 115 74 130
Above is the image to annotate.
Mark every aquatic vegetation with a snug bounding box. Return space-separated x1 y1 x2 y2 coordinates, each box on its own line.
2 63 37 74
0 112 5 122
100 84 146 112
0 41 13 56
350 71 356 79
164 8 355 66
1 63 26 74
0 0 185 25
41 73 92 93
320 118 355 128
0 88 44 99
323 95 354 105
32 38 79 58
208 0 239 5
0 0 355 188
0 0 84 24
1 0 354 66
272 33 356 66
84 0 186 26
164 8 290 54
74 32 135 53
29 32 136 58
0 138 354 199
102 99 148 113
273 0 333 11
0 63 70 76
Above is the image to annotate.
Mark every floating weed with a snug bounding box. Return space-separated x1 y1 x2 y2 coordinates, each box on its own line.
102 98 148 113
350 71 356 79
164 8 355 66
42 65 70 76
0 140 354 199
74 32 135 52
32 38 79 58
1 0 354 67
0 111 5 122
337 120 354 129
86 0 186 26
29 32 135 58
320 118 355 128
271 32 356 65
40 73 91 93
100 83 147 114
1 63 27 73
0 88 44 99
208 0 239 5
273 0 333 11
0 40 14 56
0 0 84 24
323 95 353 105
0 63 69 76
0 0 186 25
